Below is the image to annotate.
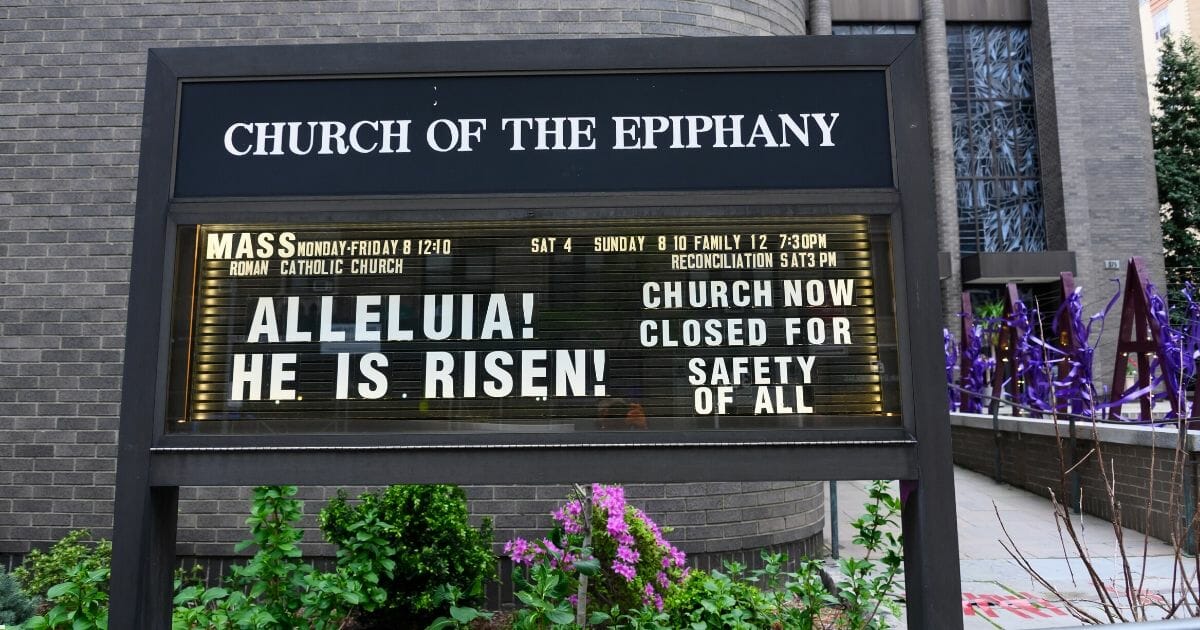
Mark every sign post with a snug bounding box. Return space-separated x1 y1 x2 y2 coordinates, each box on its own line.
113 36 961 628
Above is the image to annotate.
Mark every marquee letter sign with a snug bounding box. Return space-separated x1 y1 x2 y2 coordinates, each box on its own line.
167 217 898 434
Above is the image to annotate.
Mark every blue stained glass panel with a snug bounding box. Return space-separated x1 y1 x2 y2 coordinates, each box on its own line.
948 24 1045 253
835 22 1045 254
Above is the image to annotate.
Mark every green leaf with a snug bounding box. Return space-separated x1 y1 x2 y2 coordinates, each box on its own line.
47 582 75 599
573 558 601 576
172 585 203 605
588 611 612 624
546 608 575 625
201 586 229 604
47 608 69 627
449 605 482 622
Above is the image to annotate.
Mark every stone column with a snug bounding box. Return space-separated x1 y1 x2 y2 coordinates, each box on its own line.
809 0 831 35
921 0 961 335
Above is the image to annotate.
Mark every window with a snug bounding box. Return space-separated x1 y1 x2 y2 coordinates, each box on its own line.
835 23 1047 253
831 24 917 36
1154 9 1171 41
947 24 1046 253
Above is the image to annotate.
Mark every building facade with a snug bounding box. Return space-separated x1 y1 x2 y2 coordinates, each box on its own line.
0 0 1161 578
1140 0 1200 103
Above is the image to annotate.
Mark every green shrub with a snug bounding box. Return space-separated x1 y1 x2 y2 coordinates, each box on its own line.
509 562 578 630
172 485 374 630
662 564 771 629
14 530 111 600
0 568 34 625
319 485 495 628
21 564 109 630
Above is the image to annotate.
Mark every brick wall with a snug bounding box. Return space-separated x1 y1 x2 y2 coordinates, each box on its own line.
0 0 821 570
952 422 1196 547
174 481 823 603
1032 0 1165 382
172 481 823 568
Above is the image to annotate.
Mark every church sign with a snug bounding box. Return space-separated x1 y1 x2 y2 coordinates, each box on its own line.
112 36 961 629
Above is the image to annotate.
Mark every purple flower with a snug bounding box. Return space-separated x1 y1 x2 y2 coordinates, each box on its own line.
552 500 585 535
665 546 686 569
508 484 689 604
613 561 636 582
503 538 536 566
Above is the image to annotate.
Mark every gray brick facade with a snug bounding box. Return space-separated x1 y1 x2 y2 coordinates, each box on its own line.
1031 0 1164 376
0 0 822 569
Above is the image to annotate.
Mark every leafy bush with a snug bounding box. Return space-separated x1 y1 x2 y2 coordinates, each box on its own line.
662 564 771 629
425 584 493 630
14 530 111 600
754 552 838 629
172 485 372 630
660 481 904 630
509 562 579 629
0 567 34 625
319 484 495 627
833 481 903 629
21 564 109 630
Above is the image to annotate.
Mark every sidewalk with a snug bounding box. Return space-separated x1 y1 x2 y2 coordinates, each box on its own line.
825 467 1191 629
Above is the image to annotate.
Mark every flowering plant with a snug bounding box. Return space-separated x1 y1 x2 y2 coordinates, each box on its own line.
504 484 688 615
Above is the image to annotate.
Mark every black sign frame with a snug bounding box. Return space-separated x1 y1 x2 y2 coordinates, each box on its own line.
113 36 961 629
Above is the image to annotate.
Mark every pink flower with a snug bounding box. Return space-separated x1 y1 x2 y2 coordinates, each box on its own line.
668 546 686 568
613 561 636 582
503 538 537 566
553 500 585 535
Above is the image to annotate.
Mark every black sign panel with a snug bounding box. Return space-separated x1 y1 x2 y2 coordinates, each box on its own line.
117 38 966 630
174 71 893 197
167 216 899 434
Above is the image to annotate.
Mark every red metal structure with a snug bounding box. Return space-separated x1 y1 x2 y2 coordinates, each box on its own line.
1108 257 1174 419
989 283 1022 416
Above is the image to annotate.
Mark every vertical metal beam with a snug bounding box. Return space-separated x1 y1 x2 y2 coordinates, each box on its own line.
111 49 178 630
992 402 1003 483
959 292 975 410
892 29 964 628
140 487 179 628
829 480 840 560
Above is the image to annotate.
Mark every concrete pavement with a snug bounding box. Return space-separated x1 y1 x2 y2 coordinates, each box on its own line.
824 467 1197 629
